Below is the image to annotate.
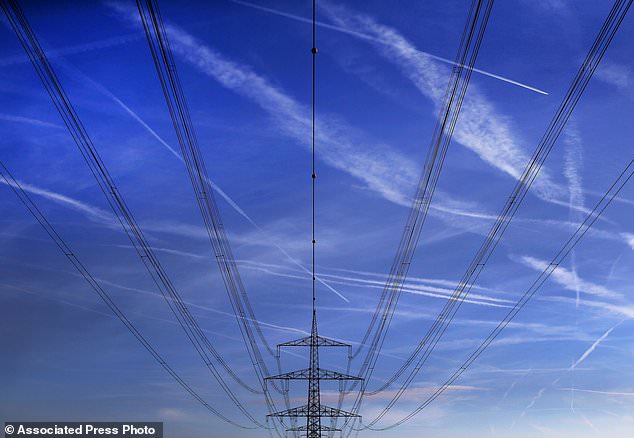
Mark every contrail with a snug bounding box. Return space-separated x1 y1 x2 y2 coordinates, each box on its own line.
55 59 349 302
570 322 621 369
557 388 634 397
0 177 113 224
0 113 62 129
517 322 623 425
498 367 532 406
521 386 547 417
227 0 549 95
0 33 142 67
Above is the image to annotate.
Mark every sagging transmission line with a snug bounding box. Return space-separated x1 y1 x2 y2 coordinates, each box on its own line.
1 0 265 428
357 0 632 430
135 0 287 433
0 159 254 429
351 0 493 362
340 0 495 433
363 159 634 430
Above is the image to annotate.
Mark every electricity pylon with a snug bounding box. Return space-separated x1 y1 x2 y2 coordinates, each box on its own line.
266 1 362 436
267 309 361 437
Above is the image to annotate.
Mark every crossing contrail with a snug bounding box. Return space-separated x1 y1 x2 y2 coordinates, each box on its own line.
57 59 349 302
228 0 549 95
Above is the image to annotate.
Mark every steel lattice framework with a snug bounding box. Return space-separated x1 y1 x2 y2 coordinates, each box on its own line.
261 1 362 436
267 310 360 437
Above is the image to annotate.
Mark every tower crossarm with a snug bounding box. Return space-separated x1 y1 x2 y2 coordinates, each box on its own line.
277 335 352 359
287 425 340 432
268 404 360 418
278 335 350 348
266 368 362 381
287 424 342 437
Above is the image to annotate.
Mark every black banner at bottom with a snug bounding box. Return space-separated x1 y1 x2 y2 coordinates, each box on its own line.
4 423 162 438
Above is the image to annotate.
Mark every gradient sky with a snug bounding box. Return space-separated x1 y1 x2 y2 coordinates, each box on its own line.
1 1 634 437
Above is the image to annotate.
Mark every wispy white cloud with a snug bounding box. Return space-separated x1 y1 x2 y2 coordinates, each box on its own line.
170 32 418 206
95 246 514 311
0 32 141 67
437 333 594 352
3 170 626 327
106 0 618 250
321 4 588 210
235 258 511 308
557 388 634 397
517 254 634 320
621 232 634 250
563 127 585 307
325 265 508 295
545 295 634 319
528 423 561 436
365 384 484 402
0 177 113 224
228 0 549 95
566 323 619 434
45 51 350 302
4 278 245 343
595 61 632 92
520 255 624 300
0 113 62 129
0 172 350 302
109 1 421 208
523 0 571 14
456 318 584 338
564 127 585 219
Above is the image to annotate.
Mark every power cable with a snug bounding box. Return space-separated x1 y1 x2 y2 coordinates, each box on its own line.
364 159 634 430
357 0 632 429
342 1 495 434
0 160 255 429
1 0 265 427
135 1 288 434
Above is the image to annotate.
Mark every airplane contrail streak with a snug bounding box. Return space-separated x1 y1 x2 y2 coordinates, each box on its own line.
228 0 549 95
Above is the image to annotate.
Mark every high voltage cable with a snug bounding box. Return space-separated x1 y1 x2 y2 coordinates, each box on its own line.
0 0 265 428
136 0 277 360
358 0 632 430
342 1 494 434
366 0 632 396
350 0 493 363
134 1 287 433
3 1 629 434
0 160 254 429
362 159 634 430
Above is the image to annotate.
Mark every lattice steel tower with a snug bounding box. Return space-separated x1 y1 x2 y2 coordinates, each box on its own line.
266 1 361 436
267 311 361 437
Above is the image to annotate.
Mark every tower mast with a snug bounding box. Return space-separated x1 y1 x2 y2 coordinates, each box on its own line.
267 1 361 436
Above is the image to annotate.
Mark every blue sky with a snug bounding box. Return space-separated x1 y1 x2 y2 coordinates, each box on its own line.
1 1 633 437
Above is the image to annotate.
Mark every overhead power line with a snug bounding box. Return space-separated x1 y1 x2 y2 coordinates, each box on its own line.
350 0 494 362
0 0 264 427
358 0 632 429
342 0 495 434
0 160 254 429
1 0 631 435
134 0 288 433
364 159 634 430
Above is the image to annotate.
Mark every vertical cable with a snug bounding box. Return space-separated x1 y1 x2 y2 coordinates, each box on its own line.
311 0 317 315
